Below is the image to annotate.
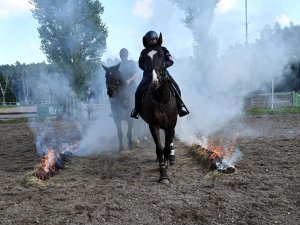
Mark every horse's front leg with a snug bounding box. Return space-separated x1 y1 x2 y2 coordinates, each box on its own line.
127 118 134 150
113 118 124 152
149 125 169 184
164 128 175 166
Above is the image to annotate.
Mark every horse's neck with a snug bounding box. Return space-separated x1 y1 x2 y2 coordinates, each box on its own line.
149 82 170 103
113 85 132 105
119 84 130 97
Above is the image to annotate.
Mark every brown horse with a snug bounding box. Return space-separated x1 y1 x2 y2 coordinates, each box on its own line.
140 46 178 184
102 64 134 151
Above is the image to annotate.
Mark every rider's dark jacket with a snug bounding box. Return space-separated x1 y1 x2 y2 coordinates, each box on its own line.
134 45 181 111
138 46 173 72
137 46 179 91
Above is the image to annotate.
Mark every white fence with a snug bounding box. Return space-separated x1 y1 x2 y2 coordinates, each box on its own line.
245 91 300 109
0 101 57 106
0 103 109 120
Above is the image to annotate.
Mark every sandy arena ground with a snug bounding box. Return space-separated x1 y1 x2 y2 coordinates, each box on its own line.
0 114 299 225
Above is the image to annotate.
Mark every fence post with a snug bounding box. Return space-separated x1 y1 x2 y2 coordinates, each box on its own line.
293 91 295 107
271 79 274 110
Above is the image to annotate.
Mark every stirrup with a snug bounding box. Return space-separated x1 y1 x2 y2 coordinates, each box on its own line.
178 108 189 117
130 109 139 119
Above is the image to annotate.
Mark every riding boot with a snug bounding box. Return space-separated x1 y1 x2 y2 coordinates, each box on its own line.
176 97 189 117
130 92 141 119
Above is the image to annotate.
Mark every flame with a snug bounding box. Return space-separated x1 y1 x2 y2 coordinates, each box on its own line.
204 133 239 160
207 137 235 160
39 148 56 173
189 133 242 172
35 141 80 180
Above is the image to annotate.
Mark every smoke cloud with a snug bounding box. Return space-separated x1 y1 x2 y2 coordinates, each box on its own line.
168 0 292 143
29 0 297 157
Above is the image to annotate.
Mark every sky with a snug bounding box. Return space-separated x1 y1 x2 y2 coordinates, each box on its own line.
0 0 299 64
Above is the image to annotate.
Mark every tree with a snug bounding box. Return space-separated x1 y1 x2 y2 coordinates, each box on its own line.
0 65 14 105
169 0 220 71
256 23 300 91
15 62 30 104
29 0 108 97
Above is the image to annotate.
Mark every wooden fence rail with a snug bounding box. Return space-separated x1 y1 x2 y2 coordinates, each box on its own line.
244 91 300 109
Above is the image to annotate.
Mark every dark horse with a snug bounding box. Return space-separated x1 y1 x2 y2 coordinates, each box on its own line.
102 64 134 151
140 46 178 184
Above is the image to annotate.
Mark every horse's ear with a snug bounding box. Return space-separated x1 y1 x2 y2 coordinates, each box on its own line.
157 33 163 46
143 36 148 48
102 65 108 72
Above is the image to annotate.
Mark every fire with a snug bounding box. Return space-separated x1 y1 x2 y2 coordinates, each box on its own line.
34 141 79 180
189 133 242 173
207 135 237 160
39 148 55 173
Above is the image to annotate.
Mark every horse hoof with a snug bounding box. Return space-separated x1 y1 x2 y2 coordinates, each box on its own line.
159 178 170 185
133 139 140 147
159 167 169 185
128 142 134 150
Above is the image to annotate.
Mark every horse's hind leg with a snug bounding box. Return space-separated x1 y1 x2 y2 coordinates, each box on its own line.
149 125 169 183
127 119 134 150
164 128 175 166
114 119 124 152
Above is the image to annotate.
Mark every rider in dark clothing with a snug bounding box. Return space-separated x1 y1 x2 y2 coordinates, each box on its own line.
130 30 189 119
118 48 137 93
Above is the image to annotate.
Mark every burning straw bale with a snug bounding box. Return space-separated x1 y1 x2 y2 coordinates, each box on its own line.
34 149 74 181
22 144 76 186
22 172 48 187
34 149 73 181
189 144 237 174
32 141 79 181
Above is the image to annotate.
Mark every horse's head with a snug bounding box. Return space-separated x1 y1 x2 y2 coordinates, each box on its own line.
102 64 122 98
144 47 167 88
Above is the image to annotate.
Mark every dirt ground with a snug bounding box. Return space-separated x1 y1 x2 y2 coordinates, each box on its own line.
0 114 299 225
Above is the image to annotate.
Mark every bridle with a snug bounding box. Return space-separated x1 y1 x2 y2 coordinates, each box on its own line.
146 47 167 86
106 71 121 98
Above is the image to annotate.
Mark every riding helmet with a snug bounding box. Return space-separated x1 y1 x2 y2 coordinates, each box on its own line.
119 48 129 58
144 31 158 41
143 31 162 48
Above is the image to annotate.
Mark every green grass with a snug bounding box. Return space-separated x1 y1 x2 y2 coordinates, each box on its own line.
247 107 300 115
0 118 29 123
0 105 18 109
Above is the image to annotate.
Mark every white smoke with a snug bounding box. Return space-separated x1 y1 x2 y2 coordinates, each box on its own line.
218 147 243 170
76 115 120 156
28 0 297 158
165 0 293 143
174 46 291 141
